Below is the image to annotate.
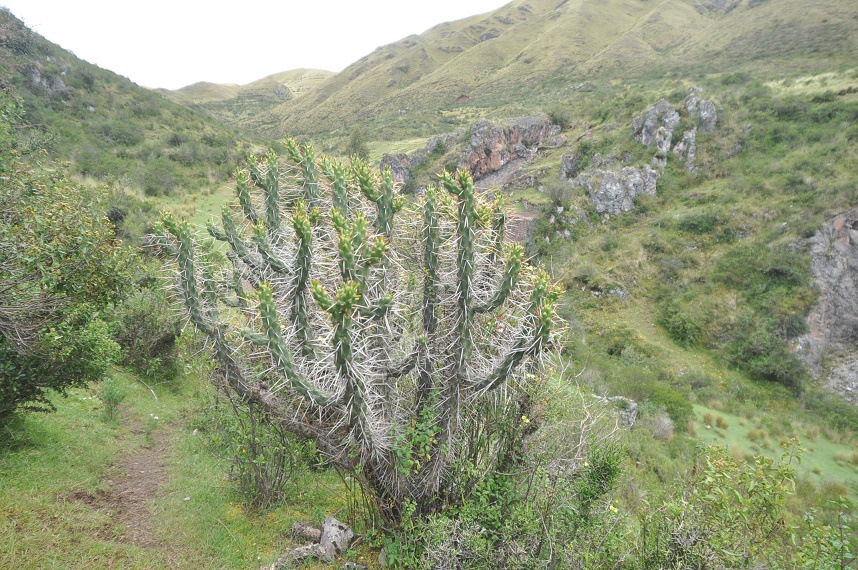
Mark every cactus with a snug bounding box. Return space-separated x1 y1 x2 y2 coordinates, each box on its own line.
158 141 558 523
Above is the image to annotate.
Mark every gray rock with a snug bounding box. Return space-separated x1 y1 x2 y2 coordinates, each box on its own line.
560 151 579 179
320 516 354 559
575 166 658 215
652 125 672 171
685 91 718 133
799 209 858 377
632 99 680 147
673 128 698 173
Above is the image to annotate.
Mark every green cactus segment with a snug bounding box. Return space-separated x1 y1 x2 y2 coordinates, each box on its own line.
376 166 405 237
311 280 368 432
161 213 216 336
353 160 404 237
491 195 506 261
251 222 290 274
331 208 387 297
321 156 350 217
285 138 321 208
475 243 523 314
261 151 282 238
441 169 478 377
235 169 260 225
207 205 256 268
471 270 558 393
229 269 247 309
150 222 179 257
291 200 316 357
247 282 335 406
422 187 440 337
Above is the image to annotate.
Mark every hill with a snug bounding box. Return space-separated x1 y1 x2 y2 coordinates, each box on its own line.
197 0 857 141
159 69 334 132
0 8 252 197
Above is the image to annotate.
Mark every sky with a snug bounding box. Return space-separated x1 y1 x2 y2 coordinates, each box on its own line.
2 1 510 90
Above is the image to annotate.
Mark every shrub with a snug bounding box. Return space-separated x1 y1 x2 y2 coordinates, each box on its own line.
546 105 573 129
98 377 126 422
0 154 132 422
112 287 182 386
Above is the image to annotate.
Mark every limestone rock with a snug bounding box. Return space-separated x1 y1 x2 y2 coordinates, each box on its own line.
632 99 680 147
795 208 858 405
574 166 658 215
560 151 579 179
685 91 717 133
320 516 354 559
263 517 354 568
652 125 672 171
673 128 698 173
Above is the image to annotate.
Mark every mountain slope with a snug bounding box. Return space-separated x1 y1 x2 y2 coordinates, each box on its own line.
159 69 334 131
216 0 855 140
0 8 249 196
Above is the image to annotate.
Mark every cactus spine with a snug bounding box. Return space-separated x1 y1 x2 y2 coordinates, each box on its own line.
159 145 557 523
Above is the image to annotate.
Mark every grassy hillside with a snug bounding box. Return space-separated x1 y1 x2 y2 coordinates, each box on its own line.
0 8 252 198
198 0 856 142
159 69 334 134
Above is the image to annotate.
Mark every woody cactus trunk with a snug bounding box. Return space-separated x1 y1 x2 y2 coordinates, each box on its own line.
157 141 558 523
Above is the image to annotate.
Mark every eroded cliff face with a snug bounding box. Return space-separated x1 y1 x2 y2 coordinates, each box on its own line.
461 116 564 182
379 115 564 190
798 209 858 403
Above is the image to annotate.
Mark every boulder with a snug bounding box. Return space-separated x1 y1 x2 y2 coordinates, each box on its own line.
560 151 579 179
685 90 717 133
263 517 355 568
574 166 658 215
673 128 698 173
632 99 680 147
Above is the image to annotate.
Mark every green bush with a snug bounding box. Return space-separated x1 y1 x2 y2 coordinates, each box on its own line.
726 316 808 391
112 288 182 386
0 152 133 422
546 105 573 129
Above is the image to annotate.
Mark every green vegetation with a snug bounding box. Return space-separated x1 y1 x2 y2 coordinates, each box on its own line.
0 128 134 420
0 9 251 199
158 146 558 524
3 0 858 567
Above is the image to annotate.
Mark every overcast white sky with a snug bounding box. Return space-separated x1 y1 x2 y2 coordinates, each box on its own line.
2 1 509 90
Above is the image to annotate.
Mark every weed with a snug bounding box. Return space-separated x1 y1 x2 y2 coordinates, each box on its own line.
98 377 126 422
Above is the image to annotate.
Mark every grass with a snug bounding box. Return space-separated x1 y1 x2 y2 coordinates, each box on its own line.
0 370 379 569
693 404 858 503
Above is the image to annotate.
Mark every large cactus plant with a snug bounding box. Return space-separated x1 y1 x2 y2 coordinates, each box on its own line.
157 141 558 522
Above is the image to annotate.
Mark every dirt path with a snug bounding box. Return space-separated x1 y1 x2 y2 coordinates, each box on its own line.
64 421 171 549
107 425 170 548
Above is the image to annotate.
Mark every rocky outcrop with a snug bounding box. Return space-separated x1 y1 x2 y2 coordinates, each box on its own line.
25 63 67 96
461 115 563 182
685 90 717 133
560 151 580 180
380 130 462 186
653 126 673 171
673 128 698 174
573 166 658 215
797 209 858 403
632 99 680 147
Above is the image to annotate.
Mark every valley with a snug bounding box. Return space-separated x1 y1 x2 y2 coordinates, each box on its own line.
2 0 858 567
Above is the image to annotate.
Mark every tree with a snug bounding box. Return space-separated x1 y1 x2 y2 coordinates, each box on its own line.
0 151 133 421
345 126 369 161
157 140 558 523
